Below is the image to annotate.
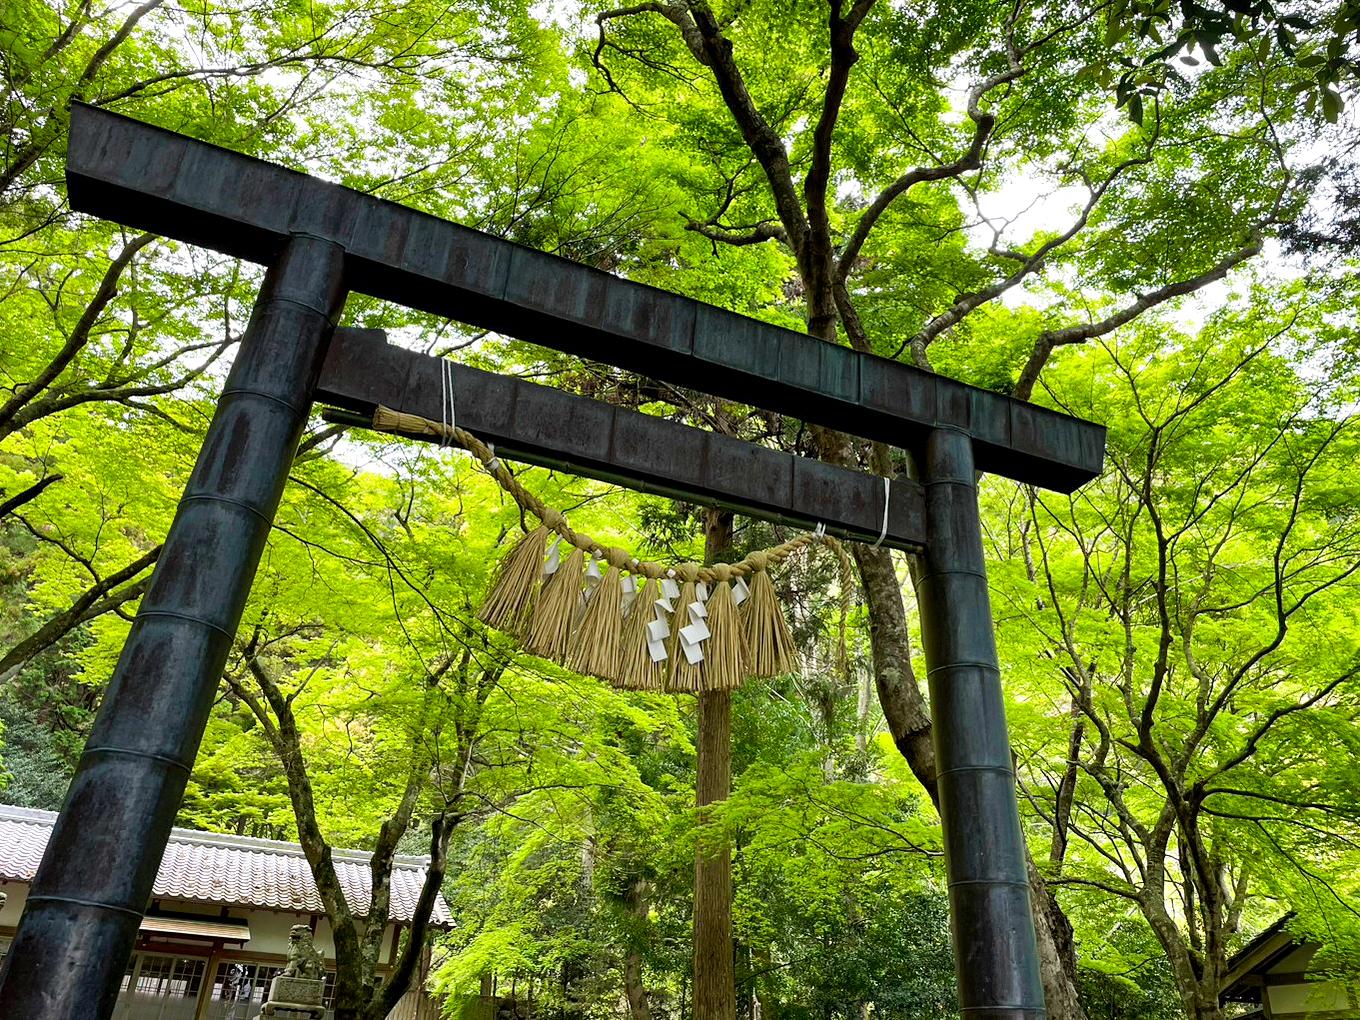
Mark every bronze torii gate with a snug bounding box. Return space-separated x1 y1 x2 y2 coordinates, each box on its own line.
0 104 1104 1020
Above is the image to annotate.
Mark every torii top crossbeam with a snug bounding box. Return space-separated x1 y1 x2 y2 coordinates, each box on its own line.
65 103 1103 494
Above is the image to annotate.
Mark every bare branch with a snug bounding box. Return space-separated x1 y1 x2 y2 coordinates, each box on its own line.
838 80 1010 281
903 126 1163 365
807 0 877 274
684 218 788 246
594 2 809 256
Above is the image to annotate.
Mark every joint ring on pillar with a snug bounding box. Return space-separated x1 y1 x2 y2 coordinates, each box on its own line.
925 660 1002 677
82 744 192 774
136 609 236 641
919 568 989 582
218 385 311 419
922 476 979 491
263 293 341 324
947 878 1032 889
959 1005 1046 1013
936 764 1016 778
180 492 272 525
24 895 147 921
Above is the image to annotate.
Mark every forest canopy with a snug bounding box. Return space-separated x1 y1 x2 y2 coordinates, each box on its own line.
2 1 1359 1019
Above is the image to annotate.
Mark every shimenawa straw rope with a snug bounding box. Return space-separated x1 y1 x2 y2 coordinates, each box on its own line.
371 403 855 691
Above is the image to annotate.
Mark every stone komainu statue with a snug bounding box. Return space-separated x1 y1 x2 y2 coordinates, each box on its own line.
282 924 325 982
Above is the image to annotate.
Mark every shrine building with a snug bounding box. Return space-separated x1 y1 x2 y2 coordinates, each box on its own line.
0 804 449 1019
1222 916 1359 1020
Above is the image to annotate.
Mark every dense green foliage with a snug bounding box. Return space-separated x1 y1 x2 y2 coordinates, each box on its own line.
3 1 1360 1019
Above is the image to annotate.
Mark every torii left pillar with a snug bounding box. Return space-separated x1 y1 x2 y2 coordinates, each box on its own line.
0 235 347 1019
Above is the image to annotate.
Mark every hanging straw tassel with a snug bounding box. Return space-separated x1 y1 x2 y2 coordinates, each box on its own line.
567 566 625 681
743 567 799 678
666 578 704 693
616 577 665 691
525 547 585 662
701 579 748 690
478 524 549 637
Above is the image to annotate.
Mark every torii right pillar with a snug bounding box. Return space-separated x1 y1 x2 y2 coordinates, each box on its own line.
917 426 1046 1020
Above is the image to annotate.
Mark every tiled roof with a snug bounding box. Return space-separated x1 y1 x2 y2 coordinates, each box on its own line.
0 805 452 927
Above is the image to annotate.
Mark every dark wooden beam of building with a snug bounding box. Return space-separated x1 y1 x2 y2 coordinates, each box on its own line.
319 330 926 551
65 104 1106 493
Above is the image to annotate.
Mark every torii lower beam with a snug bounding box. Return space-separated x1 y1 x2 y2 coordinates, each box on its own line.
316 329 926 550
0 105 1106 1020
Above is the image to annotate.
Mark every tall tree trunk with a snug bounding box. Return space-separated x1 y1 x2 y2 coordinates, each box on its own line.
623 878 653 1020
694 508 736 1020
855 664 872 755
1049 700 1086 873
752 946 779 1020
1028 858 1085 1020
694 688 733 1020
1189 991 1225 1020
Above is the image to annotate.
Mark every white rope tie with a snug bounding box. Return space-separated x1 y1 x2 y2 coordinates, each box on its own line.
871 476 890 549
439 358 456 448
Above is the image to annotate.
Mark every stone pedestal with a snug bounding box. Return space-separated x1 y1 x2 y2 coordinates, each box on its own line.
255 975 326 1019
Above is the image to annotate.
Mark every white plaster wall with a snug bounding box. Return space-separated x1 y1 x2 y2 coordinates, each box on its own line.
0 880 28 928
244 911 398 961
1273 946 1321 974
1267 981 1355 1015
146 898 296 956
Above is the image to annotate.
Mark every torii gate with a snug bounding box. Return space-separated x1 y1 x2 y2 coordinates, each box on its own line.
0 104 1104 1020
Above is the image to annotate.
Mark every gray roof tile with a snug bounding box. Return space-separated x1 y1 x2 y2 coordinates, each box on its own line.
0 805 452 926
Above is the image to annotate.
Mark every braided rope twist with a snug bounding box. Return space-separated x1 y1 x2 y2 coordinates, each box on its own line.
372 406 832 582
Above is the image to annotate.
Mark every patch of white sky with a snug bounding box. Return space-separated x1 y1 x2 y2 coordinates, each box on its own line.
936 70 1256 331
529 0 586 31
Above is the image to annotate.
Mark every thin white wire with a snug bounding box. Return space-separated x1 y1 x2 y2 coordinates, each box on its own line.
440 358 456 448
439 358 447 446
871 476 890 549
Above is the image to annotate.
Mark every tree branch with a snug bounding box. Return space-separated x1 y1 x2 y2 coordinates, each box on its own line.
0 473 63 520
0 544 159 678
0 233 155 440
903 127 1163 365
806 0 876 289
1012 232 1264 399
684 218 788 246
596 2 810 257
